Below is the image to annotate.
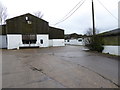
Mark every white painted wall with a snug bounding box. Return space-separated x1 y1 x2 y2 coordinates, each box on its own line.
52 39 65 47
0 35 7 48
7 34 22 49
102 45 120 56
36 34 49 47
65 38 83 45
7 34 64 49
49 40 53 47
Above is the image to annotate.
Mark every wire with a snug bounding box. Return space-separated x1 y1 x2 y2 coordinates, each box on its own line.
97 0 119 22
54 0 86 25
57 0 84 22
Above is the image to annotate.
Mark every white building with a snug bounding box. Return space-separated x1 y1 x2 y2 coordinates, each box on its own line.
65 33 84 45
65 38 84 45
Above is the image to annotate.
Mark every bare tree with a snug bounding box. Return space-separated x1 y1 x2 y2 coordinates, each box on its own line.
33 11 43 19
86 28 93 36
0 2 8 25
86 28 99 36
84 28 95 45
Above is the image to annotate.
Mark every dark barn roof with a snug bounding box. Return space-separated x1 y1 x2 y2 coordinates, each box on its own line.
6 13 49 34
49 27 64 39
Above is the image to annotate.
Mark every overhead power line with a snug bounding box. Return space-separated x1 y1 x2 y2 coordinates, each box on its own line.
63 0 84 19
97 0 119 22
54 0 86 25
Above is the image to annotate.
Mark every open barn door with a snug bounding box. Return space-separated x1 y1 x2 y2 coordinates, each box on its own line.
22 34 37 46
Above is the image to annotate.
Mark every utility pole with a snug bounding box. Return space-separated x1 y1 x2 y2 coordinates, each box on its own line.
92 0 95 35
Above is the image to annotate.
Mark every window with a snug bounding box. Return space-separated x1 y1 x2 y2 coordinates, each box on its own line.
40 39 43 44
78 39 82 42
26 17 28 21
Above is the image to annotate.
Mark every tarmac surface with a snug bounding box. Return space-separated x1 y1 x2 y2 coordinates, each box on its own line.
2 45 119 88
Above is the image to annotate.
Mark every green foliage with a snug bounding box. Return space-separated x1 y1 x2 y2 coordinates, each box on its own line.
85 35 104 52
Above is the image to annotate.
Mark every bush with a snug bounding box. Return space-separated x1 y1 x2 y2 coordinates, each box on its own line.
85 35 104 52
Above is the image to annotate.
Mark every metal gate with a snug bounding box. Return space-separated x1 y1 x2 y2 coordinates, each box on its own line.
22 34 37 44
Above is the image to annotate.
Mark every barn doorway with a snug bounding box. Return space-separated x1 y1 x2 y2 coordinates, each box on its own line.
22 34 37 45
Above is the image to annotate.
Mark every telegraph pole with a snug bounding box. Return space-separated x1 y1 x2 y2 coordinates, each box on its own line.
92 0 95 35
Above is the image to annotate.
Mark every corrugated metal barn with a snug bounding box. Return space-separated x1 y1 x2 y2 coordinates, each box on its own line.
1 13 65 49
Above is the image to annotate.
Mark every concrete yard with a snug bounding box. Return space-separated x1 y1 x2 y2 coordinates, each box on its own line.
2 46 119 88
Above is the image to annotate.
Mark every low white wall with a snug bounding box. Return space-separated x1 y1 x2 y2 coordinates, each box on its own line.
52 39 65 47
0 35 7 48
7 34 22 49
65 38 83 45
36 34 49 47
49 40 53 47
103 45 120 56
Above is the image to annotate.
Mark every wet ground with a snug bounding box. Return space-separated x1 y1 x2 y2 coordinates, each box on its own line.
2 45 119 88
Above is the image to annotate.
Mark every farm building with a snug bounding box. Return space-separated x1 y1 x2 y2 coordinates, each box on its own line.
65 33 84 45
99 28 120 56
0 13 65 49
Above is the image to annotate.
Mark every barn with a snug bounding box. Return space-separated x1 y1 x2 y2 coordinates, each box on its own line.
0 13 65 49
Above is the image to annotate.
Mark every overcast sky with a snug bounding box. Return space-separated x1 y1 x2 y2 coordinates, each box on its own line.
0 0 119 34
